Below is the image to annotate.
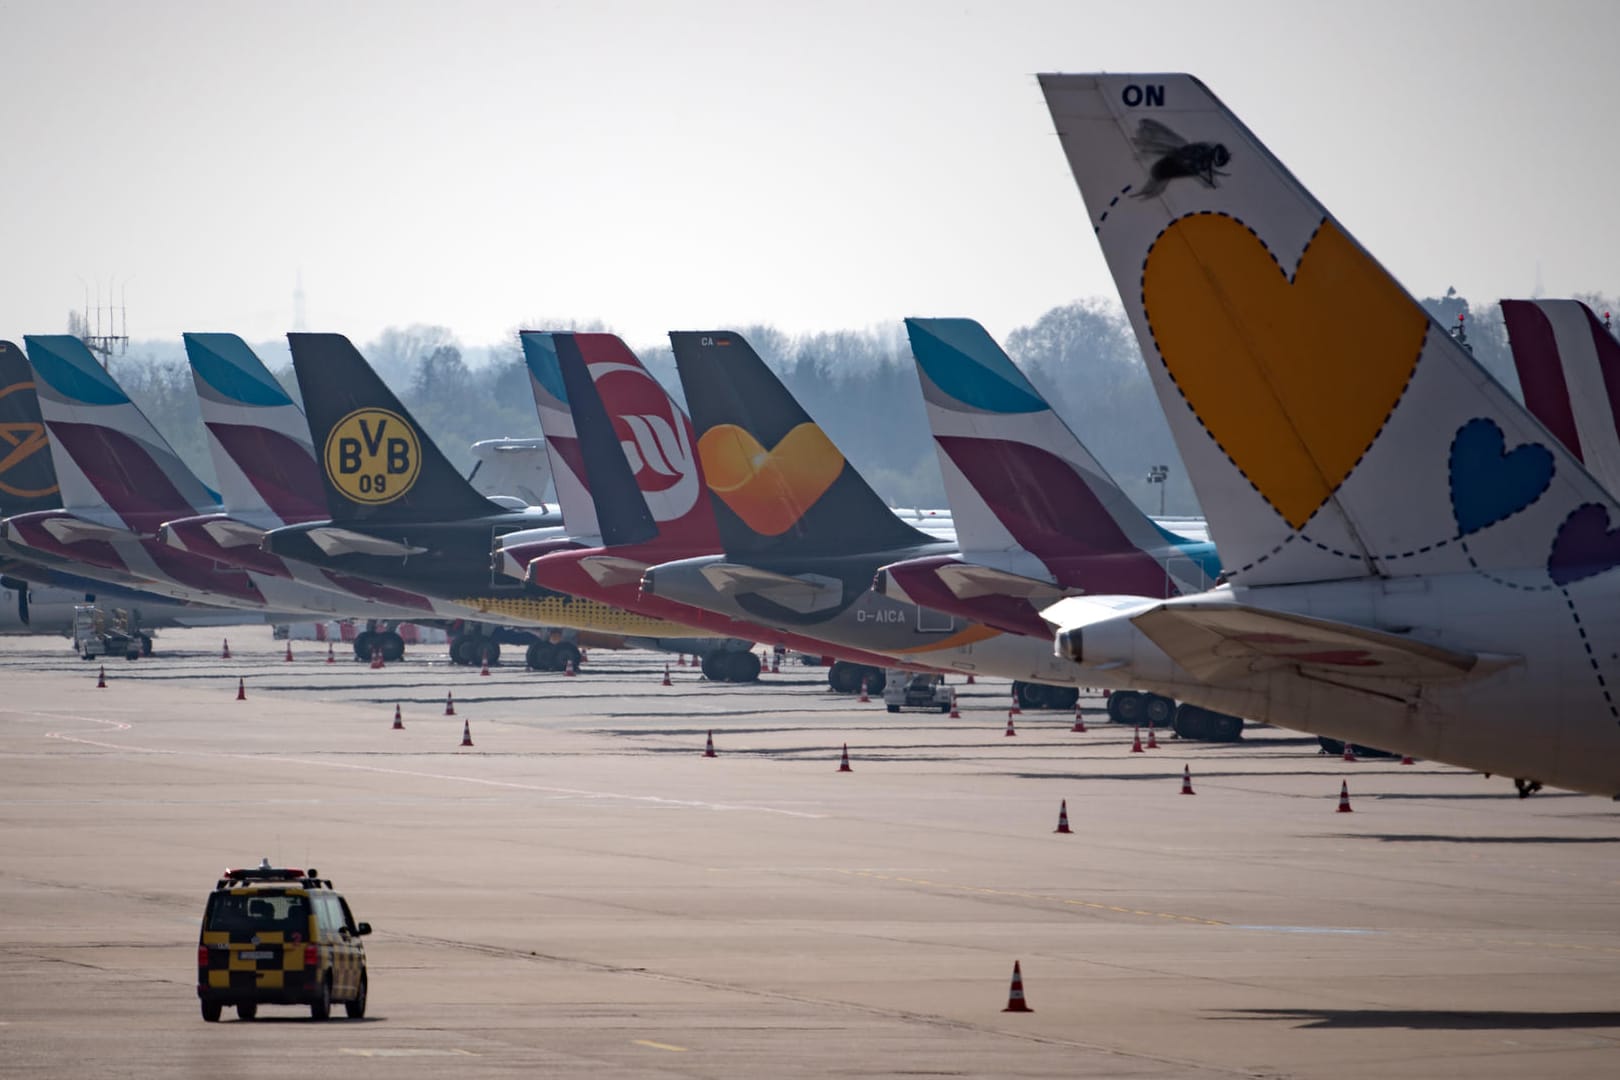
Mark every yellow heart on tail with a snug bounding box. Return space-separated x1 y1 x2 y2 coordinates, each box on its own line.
698 422 845 536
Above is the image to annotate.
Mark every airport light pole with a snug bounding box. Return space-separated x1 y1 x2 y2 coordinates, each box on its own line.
1148 464 1168 516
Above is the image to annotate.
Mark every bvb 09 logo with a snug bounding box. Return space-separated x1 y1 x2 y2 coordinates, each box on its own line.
323 408 421 505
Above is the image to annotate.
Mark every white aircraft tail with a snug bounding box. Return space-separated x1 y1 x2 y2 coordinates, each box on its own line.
1501 299 1620 497
1040 74 1620 588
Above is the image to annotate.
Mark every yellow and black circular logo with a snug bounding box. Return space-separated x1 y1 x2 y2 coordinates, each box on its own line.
322 408 421 505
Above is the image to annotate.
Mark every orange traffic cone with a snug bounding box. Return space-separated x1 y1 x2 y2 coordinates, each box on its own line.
1002 960 1032 1012
1008 685 1022 716
564 660 576 677
479 654 491 676
221 638 231 660
1054 799 1072 834
96 665 106 688
702 730 716 758
578 648 587 664
235 677 246 701
677 653 688 666
1130 725 1144 753
392 704 404 730
1146 721 1159 750
838 743 852 773
284 640 293 662
661 663 672 687
459 719 473 747
1342 743 1357 763
858 678 870 703
370 647 384 670
1180 764 1195 795
1337 780 1353 812
444 691 456 716
1004 711 1017 737
771 654 780 674
949 689 961 719
1070 703 1086 733
1400 754 1415 765
966 673 976 684
325 642 335 664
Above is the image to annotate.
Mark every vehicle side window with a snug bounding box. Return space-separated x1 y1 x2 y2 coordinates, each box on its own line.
337 897 359 933
313 894 339 938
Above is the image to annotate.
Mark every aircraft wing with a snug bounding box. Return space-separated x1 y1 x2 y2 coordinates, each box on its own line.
698 562 843 614
304 527 428 558
1130 602 1518 684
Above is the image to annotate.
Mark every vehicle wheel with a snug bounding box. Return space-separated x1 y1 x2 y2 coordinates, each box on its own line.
378 631 405 662
1014 681 1049 710
344 971 367 1019
525 642 555 671
311 977 331 1021
827 661 857 693
552 642 579 672
237 1002 257 1021
140 634 153 657
861 667 887 695
1049 687 1080 711
886 704 900 713
353 631 374 661
938 703 951 714
723 650 761 683
1107 690 1144 724
126 649 140 661
1144 694 1176 727
201 1000 222 1022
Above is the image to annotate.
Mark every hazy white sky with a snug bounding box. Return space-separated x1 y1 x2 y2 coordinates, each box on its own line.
2 0 1613 352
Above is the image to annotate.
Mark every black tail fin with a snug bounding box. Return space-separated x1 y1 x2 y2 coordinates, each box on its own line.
552 334 659 547
0 340 62 516
287 333 508 524
668 330 930 560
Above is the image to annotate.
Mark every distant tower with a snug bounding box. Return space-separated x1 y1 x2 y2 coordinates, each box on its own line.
72 276 129 370
293 268 307 332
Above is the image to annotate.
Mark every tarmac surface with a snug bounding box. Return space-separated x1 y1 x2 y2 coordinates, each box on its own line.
1 627 1617 1079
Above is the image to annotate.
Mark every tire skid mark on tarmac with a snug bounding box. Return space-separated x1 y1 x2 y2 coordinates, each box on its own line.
835 869 1227 927
387 932 1257 1078
32 714 825 818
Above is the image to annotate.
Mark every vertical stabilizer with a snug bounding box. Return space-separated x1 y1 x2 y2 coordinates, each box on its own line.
668 330 933 561
520 332 600 538
1039 73 1618 587
0 341 62 517
1501 299 1620 496
23 335 220 533
184 332 325 525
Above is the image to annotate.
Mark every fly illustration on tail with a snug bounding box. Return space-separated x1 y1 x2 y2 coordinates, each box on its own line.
1132 118 1230 197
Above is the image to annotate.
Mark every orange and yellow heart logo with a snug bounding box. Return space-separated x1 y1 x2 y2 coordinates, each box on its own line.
697 422 845 536
1143 215 1428 529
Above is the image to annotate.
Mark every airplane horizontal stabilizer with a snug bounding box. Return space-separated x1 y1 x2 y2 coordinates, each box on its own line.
305 527 428 558
577 555 652 589
697 561 844 614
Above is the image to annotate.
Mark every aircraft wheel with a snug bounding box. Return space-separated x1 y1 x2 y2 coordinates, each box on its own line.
860 667 887 695
1107 690 1144 724
1014 681 1049 710
526 642 555 671
378 631 405 662
723 650 761 683
552 642 579 672
353 631 374 661
1144 694 1176 727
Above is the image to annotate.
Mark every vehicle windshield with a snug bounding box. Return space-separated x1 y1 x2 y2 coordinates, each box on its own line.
206 891 310 936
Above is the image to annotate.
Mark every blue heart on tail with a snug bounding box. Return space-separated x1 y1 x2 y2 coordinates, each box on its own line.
1548 503 1620 586
1448 418 1554 536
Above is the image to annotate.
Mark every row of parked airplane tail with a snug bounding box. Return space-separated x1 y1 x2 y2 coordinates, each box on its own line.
2 73 1618 798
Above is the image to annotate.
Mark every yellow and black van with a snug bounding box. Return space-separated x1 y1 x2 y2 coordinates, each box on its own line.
197 861 371 1022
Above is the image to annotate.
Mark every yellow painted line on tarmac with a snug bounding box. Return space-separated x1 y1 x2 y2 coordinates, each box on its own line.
836 869 1226 927
633 1039 689 1052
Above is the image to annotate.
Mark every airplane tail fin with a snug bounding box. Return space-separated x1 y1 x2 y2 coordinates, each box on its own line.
668 331 932 561
183 333 326 525
286 333 508 524
467 437 553 507
0 340 62 517
23 334 220 533
519 332 600 538
905 317 1215 594
1500 299 1620 497
1039 74 1618 587
540 332 721 550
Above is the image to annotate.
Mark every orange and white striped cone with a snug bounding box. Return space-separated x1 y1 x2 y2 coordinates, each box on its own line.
221 638 231 660
1130 725 1144 753
661 663 672 687
949 689 960 719
326 642 335 664
1070 703 1086 733
564 660 576 677
1146 721 1159 749
479 654 490 677
858 678 870 703
284 640 293 663
1400 754 1415 765
1009 686 1022 716
96 665 106 689
677 653 687 667
235 677 246 701
1002 960 1032 1012
1342 743 1357 763
771 654 780 674
1336 780 1353 812
370 647 384 670
838 743 852 773
966 673 976 684
444 691 456 716
392 704 403 731
459 719 473 748
702 730 716 758
1180 764 1195 795
1004 711 1017 737
1054 800 1072 834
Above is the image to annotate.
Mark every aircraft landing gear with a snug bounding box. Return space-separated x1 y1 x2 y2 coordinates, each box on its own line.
1514 777 1543 799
